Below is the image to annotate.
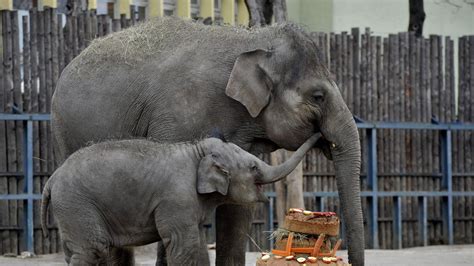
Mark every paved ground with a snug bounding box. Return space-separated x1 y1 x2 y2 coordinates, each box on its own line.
0 245 472 265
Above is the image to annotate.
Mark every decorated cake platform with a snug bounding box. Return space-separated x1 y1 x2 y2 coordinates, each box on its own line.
256 208 351 266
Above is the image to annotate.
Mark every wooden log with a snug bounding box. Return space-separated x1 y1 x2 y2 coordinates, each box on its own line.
0 10 11 255
407 32 415 245
382 37 390 249
48 8 58 251
346 33 353 113
97 14 103 37
44 8 52 113
90 10 97 40
335 34 342 92
3 10 17 254
369 35 377 121
57 14 64 75
351 28 360 117
112 18 121 32
11 10 22 254
341 31 348 105
398 32 408 247
84 10 92 44
423 37 434 245
36 9 48 254
77 12 85 51
375 35 383 247
360 28 368 121
71 15 79 57
120 13 127 29
468 35 474 243
65 15 73 65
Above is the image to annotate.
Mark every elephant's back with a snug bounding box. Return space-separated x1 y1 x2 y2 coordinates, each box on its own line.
70 16 278 71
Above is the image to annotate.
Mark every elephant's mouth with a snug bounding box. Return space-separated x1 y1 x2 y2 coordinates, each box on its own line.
255 184 269 202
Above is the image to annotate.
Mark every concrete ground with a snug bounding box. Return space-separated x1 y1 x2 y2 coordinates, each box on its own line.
0 245 472 265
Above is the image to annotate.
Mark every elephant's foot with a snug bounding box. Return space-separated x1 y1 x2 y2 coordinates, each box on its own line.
215 251 246 266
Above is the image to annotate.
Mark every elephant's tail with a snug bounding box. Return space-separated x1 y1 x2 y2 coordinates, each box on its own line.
41 178 53 238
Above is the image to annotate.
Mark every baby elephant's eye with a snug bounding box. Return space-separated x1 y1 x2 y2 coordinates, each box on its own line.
251 165 258 172
220 168 229 176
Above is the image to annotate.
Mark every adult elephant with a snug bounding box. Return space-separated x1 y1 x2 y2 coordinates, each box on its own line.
52 17 364 265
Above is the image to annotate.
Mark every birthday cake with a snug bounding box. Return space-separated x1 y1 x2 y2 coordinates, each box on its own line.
256 208 350 266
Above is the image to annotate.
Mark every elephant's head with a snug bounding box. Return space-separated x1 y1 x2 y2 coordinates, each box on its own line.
225 25 364 265
197 133 320 204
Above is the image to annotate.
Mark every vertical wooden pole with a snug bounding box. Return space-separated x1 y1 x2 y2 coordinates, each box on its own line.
0 10 8 255
88 0 97 10
176 0 191 19
114 0 131 19
1 10 14 255
221 0 235 25
38 0 58 11
237 0 248 26
0 0 13 10
11 10 22 254
148 0 164 18
200 0 214 20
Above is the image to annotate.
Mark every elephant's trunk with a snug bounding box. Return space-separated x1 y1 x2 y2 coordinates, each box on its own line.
256 133 321 184
322 105 364 266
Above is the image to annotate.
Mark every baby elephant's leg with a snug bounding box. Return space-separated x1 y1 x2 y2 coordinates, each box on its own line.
62 241 73 264
155 217 205 266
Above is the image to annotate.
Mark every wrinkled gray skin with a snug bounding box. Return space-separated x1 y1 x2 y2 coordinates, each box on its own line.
41 135 319 266
52 17 363 265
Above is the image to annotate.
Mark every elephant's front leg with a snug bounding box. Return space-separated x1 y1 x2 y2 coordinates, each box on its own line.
156 220 206 266
215 204 254 266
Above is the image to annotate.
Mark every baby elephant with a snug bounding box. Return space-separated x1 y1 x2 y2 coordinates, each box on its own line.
41 134 320 265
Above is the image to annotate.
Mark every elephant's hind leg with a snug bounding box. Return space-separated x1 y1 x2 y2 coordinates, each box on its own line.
156 241 168 266
104 247 134 266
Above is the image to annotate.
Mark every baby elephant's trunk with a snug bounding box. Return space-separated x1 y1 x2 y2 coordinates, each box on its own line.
40 179 53 238
256 133 321 184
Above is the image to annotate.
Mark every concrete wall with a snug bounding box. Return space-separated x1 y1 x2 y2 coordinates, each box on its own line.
287 0 474 38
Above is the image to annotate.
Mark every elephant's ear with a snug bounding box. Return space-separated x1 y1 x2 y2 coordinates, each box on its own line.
197 153 230 195
225 49 273 118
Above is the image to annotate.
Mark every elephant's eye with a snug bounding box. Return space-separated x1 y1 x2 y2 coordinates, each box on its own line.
251 165 258 172
312 91 324 103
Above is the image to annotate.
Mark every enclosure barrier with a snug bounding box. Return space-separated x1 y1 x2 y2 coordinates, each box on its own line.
0 114 473 252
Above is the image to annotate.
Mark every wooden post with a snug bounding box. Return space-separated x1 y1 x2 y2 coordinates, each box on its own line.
221 0 235 25
176 0 191 19
114 0 131 19
88 0 97 10
148 0 164 18
200 0 214 20
38 0 57 11
237 0 248 26
0 0 12 10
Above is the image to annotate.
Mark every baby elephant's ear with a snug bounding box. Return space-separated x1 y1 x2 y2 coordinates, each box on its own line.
197 154 230 195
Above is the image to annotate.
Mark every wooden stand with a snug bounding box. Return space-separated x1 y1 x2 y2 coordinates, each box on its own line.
271 233 342 258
